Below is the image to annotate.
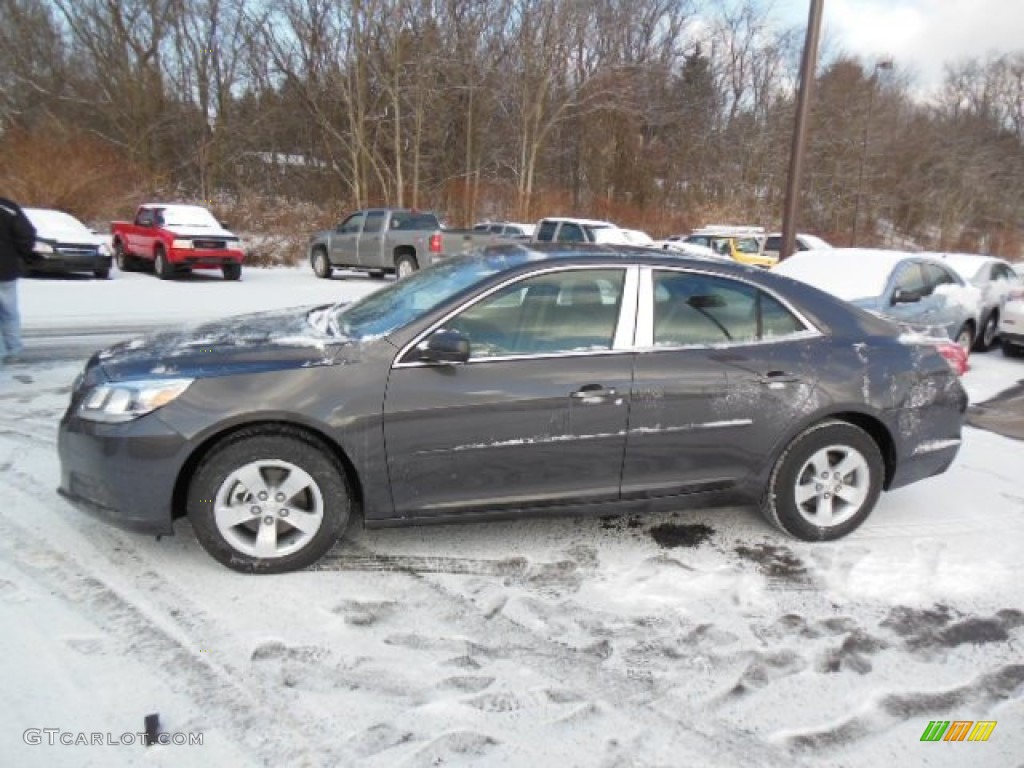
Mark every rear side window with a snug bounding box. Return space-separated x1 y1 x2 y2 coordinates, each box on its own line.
389 212 440 230
653 271 806 346
536 220 557 241
557 223 585 242
764 236 782 252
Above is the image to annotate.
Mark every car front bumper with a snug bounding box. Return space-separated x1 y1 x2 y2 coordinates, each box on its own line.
25 252 111 273
168 247 245 268
57 412 188 536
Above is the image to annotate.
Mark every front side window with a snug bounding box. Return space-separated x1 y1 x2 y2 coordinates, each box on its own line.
893 263 928 300
338 213 364 234
924 263 957 289
136 209 154 227
653 271 805 346
536 220 557 241
557 223 586 243
444 269 626 358
363 211 386 234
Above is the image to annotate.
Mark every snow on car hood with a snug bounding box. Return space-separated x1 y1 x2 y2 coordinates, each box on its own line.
163 226 238 239
94 305 351 382
25 209 108 246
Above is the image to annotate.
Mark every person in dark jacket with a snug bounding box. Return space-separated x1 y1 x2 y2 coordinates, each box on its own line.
0 196 36 364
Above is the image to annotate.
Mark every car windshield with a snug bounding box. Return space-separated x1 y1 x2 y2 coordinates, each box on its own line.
25 209 92 235
160 206 222 228
331 248 532 339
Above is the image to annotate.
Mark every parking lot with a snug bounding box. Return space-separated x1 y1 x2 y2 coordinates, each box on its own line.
2 265 1023 767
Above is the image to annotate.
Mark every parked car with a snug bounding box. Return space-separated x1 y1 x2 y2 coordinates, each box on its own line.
999 280 1024 358
112 204 245 280
654 235 726 261
620 228 655 246
761 232 832 261
472 221 536 239
927 252 1021 351
309 208 500 279
685 226 773 268
23 208 112 279
773 248 982 352
532 217 630 244
58 244 966 573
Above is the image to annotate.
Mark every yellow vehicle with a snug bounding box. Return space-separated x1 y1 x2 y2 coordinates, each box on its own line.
683 226 775 268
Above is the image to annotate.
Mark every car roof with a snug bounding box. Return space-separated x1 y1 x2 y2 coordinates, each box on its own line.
537 217 616 227
925 251 1006 275
773 248 932 301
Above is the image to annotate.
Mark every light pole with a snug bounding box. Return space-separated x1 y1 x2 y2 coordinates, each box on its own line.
850 59 893 246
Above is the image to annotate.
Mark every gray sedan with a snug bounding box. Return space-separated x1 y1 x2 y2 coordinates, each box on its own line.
58 245 967 573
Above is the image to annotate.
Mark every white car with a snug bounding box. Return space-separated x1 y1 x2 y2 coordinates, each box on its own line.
472 221 536 239
532 217 626 244
927 253 1021 351
23 208 113 279
761 232 832 261
998 263 1024 358
652 236 729 261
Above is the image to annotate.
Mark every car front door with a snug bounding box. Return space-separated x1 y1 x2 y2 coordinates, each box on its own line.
886 262 937 328
331 213 363 267
621 268 821 497
382 266 637 518
357 210 386 268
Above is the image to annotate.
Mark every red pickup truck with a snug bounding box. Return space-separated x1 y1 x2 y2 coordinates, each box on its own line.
111 203 245 280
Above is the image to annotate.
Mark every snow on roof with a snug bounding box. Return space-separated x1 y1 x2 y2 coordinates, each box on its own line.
24 208 92 235
923 252 1003 281
538 217 616 228
772 247 915 301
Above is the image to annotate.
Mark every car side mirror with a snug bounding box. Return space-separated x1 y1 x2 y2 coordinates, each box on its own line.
417 329 470 364
892 288 920 305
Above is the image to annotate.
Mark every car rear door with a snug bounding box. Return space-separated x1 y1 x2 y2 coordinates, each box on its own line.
621 267 822 497
382 266 638 518
357 210 387 268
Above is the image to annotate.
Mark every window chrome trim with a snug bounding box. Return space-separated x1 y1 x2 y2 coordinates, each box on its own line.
634 265 824 350
393 264 639 369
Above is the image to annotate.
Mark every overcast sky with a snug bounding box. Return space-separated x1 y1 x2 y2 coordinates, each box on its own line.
771 0 1022 91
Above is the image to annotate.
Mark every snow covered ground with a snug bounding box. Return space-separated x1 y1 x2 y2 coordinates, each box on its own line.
2 266 1023 767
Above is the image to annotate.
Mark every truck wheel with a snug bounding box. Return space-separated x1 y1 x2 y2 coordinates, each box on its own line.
395 253 418 279
222 263 242 281
154 247 173 280
114 241 135 272
187 428 351 573
312 247 332 279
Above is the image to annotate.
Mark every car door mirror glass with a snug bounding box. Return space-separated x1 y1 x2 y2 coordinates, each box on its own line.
892 288 920 304
418 329 470 364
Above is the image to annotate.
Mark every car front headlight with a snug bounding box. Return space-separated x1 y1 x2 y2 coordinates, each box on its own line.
35 241 54 254
171 239 194 249
98 243 111 257
79 378 194 423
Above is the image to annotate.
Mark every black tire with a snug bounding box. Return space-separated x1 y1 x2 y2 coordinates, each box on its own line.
369 270 386 280
222 263 242 281
187 429 351 574
975 311 998 352
114 241 135 272
93 266 111 280
1002 339 1024 358
761 420 884 542
954 323 974 355
154 246 173 280
395 253 418 279
312 247 332 279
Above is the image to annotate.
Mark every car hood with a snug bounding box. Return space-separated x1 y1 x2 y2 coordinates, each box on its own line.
95 305 356 382
164 226 237 239
37 228 108 247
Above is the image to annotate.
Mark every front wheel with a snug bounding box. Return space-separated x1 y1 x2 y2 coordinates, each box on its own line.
976 311 998 352
222 263 242 281
312 247 332 279
114 241 135 272
93 266 111 280
954 323 974 354
187 429 351 573
154 247 173 280
395 253 418 279
761 420 883 542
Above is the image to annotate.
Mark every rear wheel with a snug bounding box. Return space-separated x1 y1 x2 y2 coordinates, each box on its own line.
312 247 332 279
187 429 351 573
114 241 135 272
976 311 999 352
761 420 884 542
222 263 242 281
395 253 418 279
154 246 173 280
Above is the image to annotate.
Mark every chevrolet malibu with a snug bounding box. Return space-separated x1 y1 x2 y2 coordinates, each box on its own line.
58 245 968 573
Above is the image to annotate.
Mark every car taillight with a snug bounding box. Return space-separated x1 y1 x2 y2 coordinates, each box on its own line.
429 233 442 253
935 341 969 376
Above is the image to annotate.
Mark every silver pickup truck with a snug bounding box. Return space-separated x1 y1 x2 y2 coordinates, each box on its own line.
308 208 501 279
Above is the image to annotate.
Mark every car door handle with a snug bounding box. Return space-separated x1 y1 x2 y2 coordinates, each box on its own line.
571 384 617 400
756 371 801 386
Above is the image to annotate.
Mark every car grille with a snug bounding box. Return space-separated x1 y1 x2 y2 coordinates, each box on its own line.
193 239 228 250
55 244 99 255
